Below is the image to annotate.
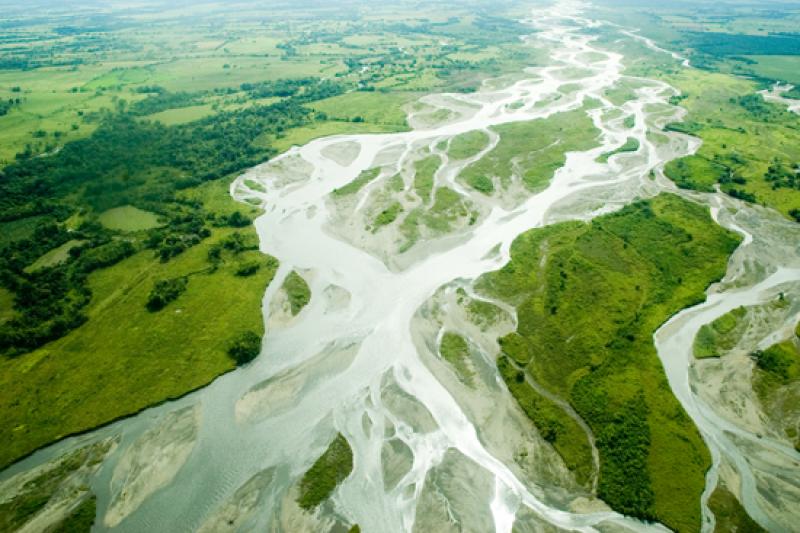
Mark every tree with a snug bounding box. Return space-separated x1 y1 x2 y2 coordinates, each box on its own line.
146 277 187 311
227 331 261 365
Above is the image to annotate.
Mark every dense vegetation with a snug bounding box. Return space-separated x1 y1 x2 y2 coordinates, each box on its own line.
282 271 312 316
478 194 741 531
752 334 800 382
146 278 188 312
707 486 766 533
227 331 263 366
297 433 354 510
0 92 317 358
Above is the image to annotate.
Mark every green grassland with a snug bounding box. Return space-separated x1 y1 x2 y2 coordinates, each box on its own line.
297 433 354 511
308 92 414 127
146 104 216 126
754 330 800 386
413 155 442 202
98 205 162 232
745 56 800 86
448 130 490 160
0 0 540 165
497 356 594 486
597 137 640 163
399 187 476 251
0 222 278 468
24 240 87 273
270 121 406 154
332 168 382 198
459 109 599 194
478 194 741 531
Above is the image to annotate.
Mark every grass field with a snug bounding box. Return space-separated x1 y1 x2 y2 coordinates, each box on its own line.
460 109 599 194
283 271 311 316
98 205 162 232
597 137 640 163
270 122 406 154
746 56 800 86
399 186 475 251
497 355 594 486
308 92 414 127
478 194 740 531
413 155 441 202
24 240 87 273
146 104 215 126
448 130 490 160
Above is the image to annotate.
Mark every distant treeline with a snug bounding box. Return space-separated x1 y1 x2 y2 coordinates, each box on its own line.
685 31 800 57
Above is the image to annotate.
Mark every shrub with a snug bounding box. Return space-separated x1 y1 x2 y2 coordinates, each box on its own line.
235 260 261 277
468 174 494 194
227 330 261 365
145 277 187 312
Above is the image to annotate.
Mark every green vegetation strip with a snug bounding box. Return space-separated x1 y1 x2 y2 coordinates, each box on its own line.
297 433 354 510
752 337 800 383
283 271 311 316
372 202 404 231
332 168 381 197
413 155 441 202
399 187 474 251
597 137 640 163
439 331 476 385
751 326 800 451
497 356 594 485
478 194 741 532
